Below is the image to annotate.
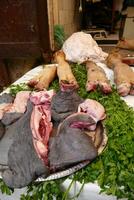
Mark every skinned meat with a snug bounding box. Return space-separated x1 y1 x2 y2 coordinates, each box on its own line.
86 61 112 94
8 91 30 113
51 89 83 122
54 50 79 91
30 105 52 165
30 90 55 105
2 101 49 188
30 90 55 165
106 52 134 96
49 113 97 171
78 99 106 130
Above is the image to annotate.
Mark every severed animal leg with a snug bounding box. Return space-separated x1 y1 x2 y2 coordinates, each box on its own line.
86 61 112 94
106 52 134 96
28 65 57 90
54 50 79 91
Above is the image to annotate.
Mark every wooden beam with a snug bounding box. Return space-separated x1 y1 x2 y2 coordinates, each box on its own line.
52 0 59 25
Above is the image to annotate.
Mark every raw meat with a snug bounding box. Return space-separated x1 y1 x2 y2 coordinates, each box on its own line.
86 61 112 93
8 91 30 113
28 65 57 90
2 101 49 188
30 90 55 105
78 99 106 130
30 90 55 165
54 50 79 91
49 113 97 171
51 88 83 122
30 105 52 165
62 32 108 64
106 52 134 96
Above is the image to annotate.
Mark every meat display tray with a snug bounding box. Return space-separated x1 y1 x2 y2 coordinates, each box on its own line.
0 64 108 182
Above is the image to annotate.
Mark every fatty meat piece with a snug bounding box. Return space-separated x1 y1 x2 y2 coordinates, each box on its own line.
8 91 30 113
62 32 108 64
78 99 106 130
30 90 55 105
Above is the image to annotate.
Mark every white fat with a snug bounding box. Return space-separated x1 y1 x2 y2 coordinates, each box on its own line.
62 32 108 64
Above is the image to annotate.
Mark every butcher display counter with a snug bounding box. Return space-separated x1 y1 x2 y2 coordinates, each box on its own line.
0 63 134 200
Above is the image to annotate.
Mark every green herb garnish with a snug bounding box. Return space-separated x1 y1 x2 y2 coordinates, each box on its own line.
9 83 31 96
